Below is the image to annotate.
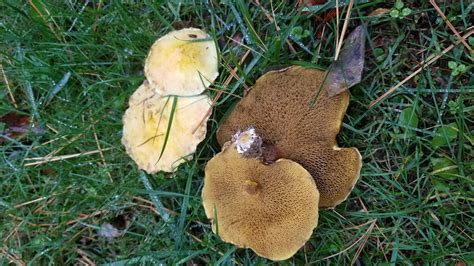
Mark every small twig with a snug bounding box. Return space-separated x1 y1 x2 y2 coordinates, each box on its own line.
226 36 263 57
76 248 96 266
28 0 63 42
132 196 177 215
66 210 108 225
334 0 354 61
24 148 112 167
311 219 377 263
192 49 251 134
253 0 297 54
335 0 340 55
33 196 56 214
430 0 473 53
0 63 17 108
92 123 113 182
0 246 25 266
3 221 24 243
92 0 103 33
14 195 50 208
370 28 474 107
223 63 250 92
351 220 377 265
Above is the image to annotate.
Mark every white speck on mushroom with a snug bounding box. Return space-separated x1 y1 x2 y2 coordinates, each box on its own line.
231 127 263 158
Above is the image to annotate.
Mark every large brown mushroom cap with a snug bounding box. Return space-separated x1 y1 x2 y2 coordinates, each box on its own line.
202 142 319 261
217 66 362 208
122 83 211 173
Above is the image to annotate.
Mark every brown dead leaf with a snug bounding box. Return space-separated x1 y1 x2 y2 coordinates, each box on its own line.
368 8 390 17
0 112 31 144
314 7 341 38
324 25 366 97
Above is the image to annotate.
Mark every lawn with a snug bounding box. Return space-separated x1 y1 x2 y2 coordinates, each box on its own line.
1 0 473 264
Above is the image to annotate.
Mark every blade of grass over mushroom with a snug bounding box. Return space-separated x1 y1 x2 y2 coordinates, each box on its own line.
139 171 170 223
156 96 177 164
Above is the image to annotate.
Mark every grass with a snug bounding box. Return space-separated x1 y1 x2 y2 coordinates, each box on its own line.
1 0 473 264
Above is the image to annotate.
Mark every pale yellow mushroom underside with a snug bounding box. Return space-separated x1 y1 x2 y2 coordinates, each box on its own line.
122 83 211 173
145 28 219 96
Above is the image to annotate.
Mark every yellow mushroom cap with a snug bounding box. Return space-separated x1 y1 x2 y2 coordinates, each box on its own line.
144 28 219 96
202 142 319 261
217 66 362 208
122 83 211 173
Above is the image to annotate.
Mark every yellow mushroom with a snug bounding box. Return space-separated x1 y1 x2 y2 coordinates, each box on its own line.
144 28 219 96
217 66 362 208
202 142 319 261
122 82 211 173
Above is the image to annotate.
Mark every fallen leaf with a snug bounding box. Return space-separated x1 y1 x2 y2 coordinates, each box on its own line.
368 8 390 17
314 7 341 38
41 168 56 176
324 25 366 96
0 112 31 144
315 7 340 23
229 31 243 46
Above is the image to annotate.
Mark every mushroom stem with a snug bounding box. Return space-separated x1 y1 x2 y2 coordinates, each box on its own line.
231 127 284 164
231 127 263 158
261 143 283 165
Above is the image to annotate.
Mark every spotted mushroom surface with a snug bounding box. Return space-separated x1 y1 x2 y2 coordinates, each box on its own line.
217 66 362 208
202 142 319 261
144 28 219 96
122 83 211 173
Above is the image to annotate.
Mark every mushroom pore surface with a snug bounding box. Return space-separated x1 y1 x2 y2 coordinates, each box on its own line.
217 66 362 208
122 83 211 173
202 143 319 261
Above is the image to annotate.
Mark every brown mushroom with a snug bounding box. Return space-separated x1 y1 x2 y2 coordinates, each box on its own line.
217 66 362 208
202 142 319 261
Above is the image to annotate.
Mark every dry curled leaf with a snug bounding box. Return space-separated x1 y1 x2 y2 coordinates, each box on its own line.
0 112 31 144
367 8 390 17
324 25 365 97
